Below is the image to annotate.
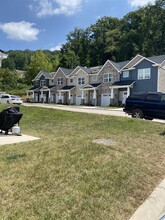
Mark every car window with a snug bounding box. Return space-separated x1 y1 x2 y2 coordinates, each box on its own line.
128 94 145 100
145 94 160 102
2 95 9 98
11 95 18 98
161 95 165 103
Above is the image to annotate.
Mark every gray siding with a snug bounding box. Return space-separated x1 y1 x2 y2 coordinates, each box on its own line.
120 59 158 93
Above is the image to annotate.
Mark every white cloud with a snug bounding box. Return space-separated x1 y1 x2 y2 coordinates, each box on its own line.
30 0 83 17
128 0 155 7
50 44 62 51
0 21 40 41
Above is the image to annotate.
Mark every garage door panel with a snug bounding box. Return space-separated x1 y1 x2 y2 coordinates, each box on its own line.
101 94 111 106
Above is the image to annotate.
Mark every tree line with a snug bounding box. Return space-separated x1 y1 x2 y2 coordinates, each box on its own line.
1 0 165 87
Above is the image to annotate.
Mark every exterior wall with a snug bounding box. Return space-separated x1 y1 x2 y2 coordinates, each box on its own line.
74 70 89 95
121 59 158 93
36 75 49 87
158 63 165 93
67 77 76 86
49 78 55 86
54 69 67 90
97 61 120 105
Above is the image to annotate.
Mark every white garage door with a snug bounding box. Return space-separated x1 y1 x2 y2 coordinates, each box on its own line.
76 95 81 105
101 94 111 106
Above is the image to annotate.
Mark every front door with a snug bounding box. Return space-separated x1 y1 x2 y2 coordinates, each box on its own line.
119 91 127 104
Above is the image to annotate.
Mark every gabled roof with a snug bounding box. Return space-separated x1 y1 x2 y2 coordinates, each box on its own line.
33 71 55 81
121 54 165 70
97 60 121 74
60 67 73 76
148 55 165 64
69 66 91 77
122 55 143 70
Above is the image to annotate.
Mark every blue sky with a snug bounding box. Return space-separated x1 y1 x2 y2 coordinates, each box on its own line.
0 0 155 51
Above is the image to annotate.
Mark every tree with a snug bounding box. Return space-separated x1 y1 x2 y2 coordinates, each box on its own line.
0 68 18 91
59 50 80 69
26 50 53 84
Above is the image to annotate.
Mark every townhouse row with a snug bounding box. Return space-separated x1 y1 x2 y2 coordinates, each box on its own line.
27 54 165 106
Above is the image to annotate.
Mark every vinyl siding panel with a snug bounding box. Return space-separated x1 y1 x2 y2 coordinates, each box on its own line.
121 59 158 93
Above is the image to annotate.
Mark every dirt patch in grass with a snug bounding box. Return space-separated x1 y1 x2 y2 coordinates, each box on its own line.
92 139 117 146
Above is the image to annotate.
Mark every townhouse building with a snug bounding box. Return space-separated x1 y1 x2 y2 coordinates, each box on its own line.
27 54 165 106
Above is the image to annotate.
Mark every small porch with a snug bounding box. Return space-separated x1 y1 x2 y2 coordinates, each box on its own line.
110 80 135 105
57 86 75 105
81 83 101 106
26 86 56 103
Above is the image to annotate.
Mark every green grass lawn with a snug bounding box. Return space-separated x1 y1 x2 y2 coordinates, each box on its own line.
0 104 165 220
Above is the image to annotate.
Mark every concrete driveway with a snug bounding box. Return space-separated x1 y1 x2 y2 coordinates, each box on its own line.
23 103 165 124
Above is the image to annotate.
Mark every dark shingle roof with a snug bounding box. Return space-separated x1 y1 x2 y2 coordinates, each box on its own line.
90 83 101 88
147 55 165 64
60 85 75 90
60 67 74 76
79 66 91 74
112 80 135 86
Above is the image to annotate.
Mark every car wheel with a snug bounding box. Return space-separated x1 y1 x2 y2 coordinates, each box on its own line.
6 101 10 104
132 109 144 119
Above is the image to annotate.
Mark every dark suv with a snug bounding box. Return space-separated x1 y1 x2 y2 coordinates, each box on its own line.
123 92 165 120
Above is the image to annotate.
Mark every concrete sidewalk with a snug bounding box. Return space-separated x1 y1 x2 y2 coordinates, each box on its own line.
129 179 165 220
0 132 40 145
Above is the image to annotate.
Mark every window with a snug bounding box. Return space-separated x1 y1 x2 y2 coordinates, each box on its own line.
146 94 160 102
138 68 151 80
103 73 113 83
78 77 85 85
57 77 63 85
129 94 145 100
70 79 73 83
2 95 9 98
92 75 98 81
40 80 46 87
123 71 129 78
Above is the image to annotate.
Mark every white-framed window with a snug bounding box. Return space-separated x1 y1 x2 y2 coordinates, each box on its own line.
57 77 63 85
78 77 85 85
92 75 98 81
40 80 46 87
138 68 151 80
123 71 129 78
103 73 113 83
70 79 73 83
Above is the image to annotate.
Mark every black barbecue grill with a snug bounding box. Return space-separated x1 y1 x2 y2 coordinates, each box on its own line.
0 107 23 135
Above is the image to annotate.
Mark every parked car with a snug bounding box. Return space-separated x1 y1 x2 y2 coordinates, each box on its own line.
0 94 23 105
123 92 165 120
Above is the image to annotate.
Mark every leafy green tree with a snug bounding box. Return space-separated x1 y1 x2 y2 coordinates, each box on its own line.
0 68 18 91
26 50 53 84
2 57 15 70
59 50 80 69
